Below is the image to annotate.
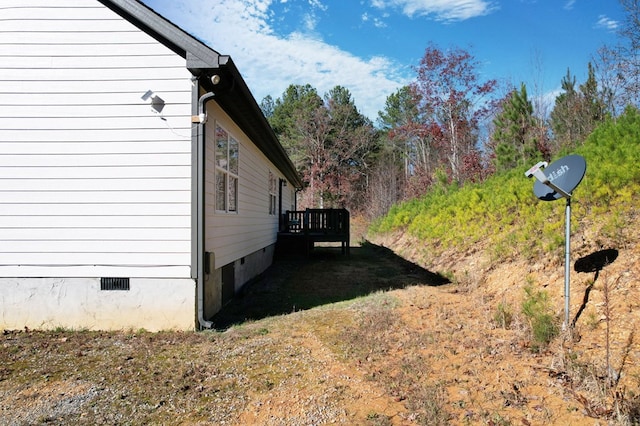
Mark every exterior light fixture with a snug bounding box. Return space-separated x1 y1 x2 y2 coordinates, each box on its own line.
141 90 165 114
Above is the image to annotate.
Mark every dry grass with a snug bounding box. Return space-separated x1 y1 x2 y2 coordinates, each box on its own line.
2 227 640 424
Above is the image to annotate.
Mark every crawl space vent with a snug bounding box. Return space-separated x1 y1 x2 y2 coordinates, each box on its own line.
100 277 130 291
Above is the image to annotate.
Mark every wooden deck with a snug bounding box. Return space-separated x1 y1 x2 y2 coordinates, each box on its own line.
278 208 350 256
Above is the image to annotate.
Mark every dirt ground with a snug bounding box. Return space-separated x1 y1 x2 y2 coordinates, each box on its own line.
1 221 639 424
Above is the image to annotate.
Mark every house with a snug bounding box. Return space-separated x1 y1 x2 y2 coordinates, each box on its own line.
0 0 302 331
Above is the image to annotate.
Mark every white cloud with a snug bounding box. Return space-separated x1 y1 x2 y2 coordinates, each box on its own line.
564 0 576 10
303 12 318 31
373 17 387 28
362 11 387 28
304 0 328 32
372 0 496 21
142 0 408 120
595 14 619 32
308 0 328 11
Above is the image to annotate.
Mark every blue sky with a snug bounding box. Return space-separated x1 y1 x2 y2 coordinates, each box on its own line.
140 0 625 121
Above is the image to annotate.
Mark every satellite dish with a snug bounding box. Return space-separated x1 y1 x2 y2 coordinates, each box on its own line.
533 154 586 201
525 153 587 329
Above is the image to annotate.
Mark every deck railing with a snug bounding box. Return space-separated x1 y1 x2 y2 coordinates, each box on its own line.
280 208 350 255
282 208 349 234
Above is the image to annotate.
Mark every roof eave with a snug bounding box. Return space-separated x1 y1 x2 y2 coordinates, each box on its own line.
199 59 303 188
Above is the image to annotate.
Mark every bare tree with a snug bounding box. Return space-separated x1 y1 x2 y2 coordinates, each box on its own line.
593 45 628 117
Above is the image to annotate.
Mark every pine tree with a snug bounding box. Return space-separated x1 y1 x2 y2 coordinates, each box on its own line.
551 64 607 149
491 83 544 171
550 68 581 147
579 62 607 130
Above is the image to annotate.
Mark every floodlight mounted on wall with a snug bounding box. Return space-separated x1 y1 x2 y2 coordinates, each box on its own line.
141 90 165 114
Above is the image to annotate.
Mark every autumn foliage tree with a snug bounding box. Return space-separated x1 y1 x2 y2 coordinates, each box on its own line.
410 44 498 186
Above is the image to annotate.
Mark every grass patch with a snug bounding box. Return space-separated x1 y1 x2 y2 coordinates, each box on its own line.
494 301 514 329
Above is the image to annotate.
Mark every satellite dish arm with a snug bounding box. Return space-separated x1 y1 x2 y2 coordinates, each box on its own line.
525 161 548 180
525 161 571 199
545 180 572 200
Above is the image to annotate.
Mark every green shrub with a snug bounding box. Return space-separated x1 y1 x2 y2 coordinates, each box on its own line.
521 284 559 351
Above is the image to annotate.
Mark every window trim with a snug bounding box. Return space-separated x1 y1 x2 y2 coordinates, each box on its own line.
214 122 239 214
268 170 277 216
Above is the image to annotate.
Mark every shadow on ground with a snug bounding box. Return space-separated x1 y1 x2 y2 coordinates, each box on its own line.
212 241 450 330
572 247 619 327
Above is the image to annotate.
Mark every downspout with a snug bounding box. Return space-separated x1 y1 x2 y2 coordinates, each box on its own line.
194 87 217 330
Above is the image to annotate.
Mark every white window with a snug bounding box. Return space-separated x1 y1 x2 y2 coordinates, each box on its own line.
215 124 238 213
268 171 277 215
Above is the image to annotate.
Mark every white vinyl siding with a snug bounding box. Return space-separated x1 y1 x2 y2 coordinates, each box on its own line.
205 104 286 269
0 0 193 278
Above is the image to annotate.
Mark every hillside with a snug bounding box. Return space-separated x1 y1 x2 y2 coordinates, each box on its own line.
368 214 640 424
363 108 640 424
363 107 640 424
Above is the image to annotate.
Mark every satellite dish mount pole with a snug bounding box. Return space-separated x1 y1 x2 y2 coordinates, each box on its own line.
563 197 571 330
525 161 576 330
